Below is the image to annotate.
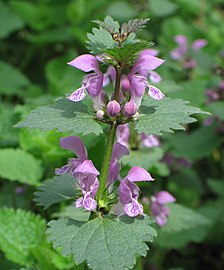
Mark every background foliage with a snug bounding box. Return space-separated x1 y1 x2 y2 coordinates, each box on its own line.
0 0 224 269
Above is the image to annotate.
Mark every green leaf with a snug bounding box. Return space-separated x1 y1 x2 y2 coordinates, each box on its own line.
0 149 43 186
47 215 156 270
136 97 209 135
156 203 211 248
94 15 120 34
150 0 177 17
15 98 103 136
0 2 24 38
0 208 46 266
86 27 116 54
105 41 153 65
0 61 30 95
207 179 224 198
34 175 77 209
206 101 224 120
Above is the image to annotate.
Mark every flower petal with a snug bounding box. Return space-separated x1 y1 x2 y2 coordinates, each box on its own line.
83 195 97 211
74 160 100 176
68 54 99 72
126 166 154 182
124 199 143 217
60 136 87 161
134 55 165 72
149 71 162 83
148 85 165 100
192 39 207 51
68 86 86 102
75 197 84 208
140 49 159 57
155 191 176 204
86 73 103 97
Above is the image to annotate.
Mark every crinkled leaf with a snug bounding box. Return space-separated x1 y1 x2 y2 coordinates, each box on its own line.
86 27 116 54
0 208 46 266
105 41 153 65
0 148 43 186
47 215 156 270
122 18 149 34
34 175 77 209
93 15 119 34
15 98 103 136
136 97 209 135
156 203 211 248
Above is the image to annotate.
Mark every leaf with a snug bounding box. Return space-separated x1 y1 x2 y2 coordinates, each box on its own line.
47 215 156 270
0 60 30 95
136 97 209 135
86 27 116 54
0 148 43 186
156 203 211 248
122 18 149 34
94 15 119 34
150 0 177 17
34 174 77 209
0 208 46 266
15 98 103 136
105 41 153 65
206 101 224 120
207 179 224 198
0 1 24 38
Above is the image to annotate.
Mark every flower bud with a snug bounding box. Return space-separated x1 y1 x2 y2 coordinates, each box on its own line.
96 109 104 120
122 100 137 117
107 100 121 117
132 111 140 120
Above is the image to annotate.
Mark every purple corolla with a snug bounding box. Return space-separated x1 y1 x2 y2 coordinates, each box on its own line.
120 166 154 217
151 191 176 226
67 54 105 110
128 50 165 107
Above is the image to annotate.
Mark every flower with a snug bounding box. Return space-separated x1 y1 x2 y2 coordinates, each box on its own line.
55 136 88 176
122 100 137 117
67 54 105 110
107 100 121 117
120 166 154 217
151 191 176 226
170 35 207 68
74 160 100 211
128 50 165 108
116 123 160 149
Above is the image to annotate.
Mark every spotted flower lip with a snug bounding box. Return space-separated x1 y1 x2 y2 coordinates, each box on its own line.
128 53 165 108
120 166 154 217
67 54 104 103
151 191 176 226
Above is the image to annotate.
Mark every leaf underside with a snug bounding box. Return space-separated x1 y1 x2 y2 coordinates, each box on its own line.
47 215 156 270
136 97 209 135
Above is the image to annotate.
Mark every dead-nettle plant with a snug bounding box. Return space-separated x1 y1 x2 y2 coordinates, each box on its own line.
15 16 208 270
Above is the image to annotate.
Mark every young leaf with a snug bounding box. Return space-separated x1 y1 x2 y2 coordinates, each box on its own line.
15 98 103 136
122 18 150 34
93 15 120 34
34 174 77 209
47 215 156 270
136 97 209 135
0 148 43 186
0 208 46 266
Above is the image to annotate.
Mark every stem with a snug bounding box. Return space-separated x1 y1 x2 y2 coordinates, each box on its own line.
136 257 143 270
114 67 122 102
96 122 117 200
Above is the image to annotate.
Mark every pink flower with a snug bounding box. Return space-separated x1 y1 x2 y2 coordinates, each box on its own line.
151 191 176 226
67 54 105 110
120 166 154 217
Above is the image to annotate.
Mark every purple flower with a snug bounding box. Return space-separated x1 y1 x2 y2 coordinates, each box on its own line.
55 136 88 176
107 142 129 187
170 35 207 68
74 160 100 211
141 133 160 148
55 136 100 211
128 53 165 107
120 166 154 217
67 54 105 110
151 191 176 226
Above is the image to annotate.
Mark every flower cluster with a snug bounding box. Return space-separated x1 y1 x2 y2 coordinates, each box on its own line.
67 49 165 116
170 35 207 69
56 136 155 217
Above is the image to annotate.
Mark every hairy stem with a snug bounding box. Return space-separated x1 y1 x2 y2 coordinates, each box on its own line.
96 122 117 200
114 66 122 102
